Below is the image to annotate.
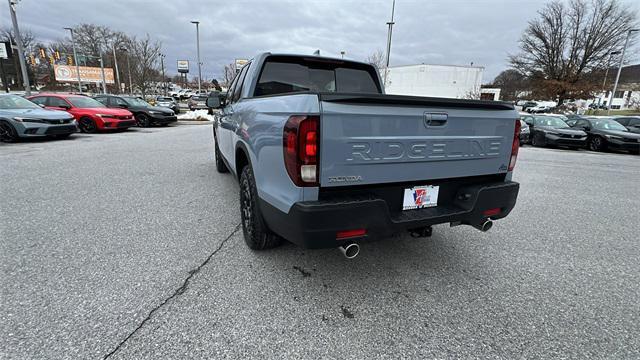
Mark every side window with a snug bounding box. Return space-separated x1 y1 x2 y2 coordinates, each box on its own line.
576 120 590 128
112 97 128 107
226 72 241 103
49 97 71 108
30 97 47 106
231 64 250 103
628 119 640 127
95 97 108 106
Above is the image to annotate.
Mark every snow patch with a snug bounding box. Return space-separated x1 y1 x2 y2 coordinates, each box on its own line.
177 110 215 122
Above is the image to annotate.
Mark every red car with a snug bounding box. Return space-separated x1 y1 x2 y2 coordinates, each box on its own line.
28 94 135 133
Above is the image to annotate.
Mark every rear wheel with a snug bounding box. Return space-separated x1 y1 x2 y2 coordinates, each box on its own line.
79 117 97 133
239 166 282 250
0 121 19 142
136 113 150 127
588 136 605 152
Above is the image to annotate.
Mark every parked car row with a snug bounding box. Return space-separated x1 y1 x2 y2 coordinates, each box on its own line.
519 113 640 154
0 93 177 142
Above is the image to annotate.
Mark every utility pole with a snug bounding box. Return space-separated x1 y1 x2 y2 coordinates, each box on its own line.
8 0 31 95
112 45 121 94
122 48 133 95
64 27 82 93
383 0 396 89
191 21 202 93
598 51 620 108
608 28 639 115
159 53 166 96
99 51 107 94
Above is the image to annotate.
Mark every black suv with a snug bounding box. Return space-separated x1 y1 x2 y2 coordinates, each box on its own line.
571 117 640 154
94 95 177 127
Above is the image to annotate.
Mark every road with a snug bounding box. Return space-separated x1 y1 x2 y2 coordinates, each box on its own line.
2 125 639 359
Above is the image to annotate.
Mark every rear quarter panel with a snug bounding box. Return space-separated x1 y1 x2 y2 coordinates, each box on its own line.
232 94 320 213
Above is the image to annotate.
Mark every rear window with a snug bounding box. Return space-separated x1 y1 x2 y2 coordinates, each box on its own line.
254 56 381 97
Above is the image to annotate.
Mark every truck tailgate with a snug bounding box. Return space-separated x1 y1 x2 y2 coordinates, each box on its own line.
318 94 518 187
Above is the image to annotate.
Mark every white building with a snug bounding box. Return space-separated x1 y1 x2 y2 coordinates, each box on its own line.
383 64 484 99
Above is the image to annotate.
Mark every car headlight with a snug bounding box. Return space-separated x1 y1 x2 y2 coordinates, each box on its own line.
96 114 116 119
149 111 161 115
604 134 621 140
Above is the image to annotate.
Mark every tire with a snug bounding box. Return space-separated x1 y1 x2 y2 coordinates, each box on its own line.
239 166 282 250
214 138 229 173
0 121 19 142
79 117 97 133
136 113 150 127
532 133 546 147
588 136 605 152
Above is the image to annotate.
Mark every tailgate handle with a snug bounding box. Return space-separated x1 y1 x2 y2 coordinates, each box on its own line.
425 112 448 127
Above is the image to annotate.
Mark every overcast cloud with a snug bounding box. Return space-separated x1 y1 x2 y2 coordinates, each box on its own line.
4 0 639 83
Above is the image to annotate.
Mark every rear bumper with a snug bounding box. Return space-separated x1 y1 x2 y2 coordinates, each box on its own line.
101 119 136 129
261 181 520 249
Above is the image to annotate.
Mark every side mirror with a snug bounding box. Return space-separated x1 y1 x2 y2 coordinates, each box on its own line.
61 105 71 110
206 96 221 109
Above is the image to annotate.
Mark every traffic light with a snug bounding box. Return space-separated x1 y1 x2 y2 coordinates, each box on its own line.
54 50 60 60
39 48 46 59
67 56 73 65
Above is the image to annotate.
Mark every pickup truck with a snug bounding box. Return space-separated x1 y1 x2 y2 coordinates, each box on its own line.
210 53 520 258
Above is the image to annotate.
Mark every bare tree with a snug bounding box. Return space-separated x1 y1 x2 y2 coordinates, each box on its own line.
221 62 236 88
491 69 529 101
128 34 162 97
509 0 638 103
365 49 385 72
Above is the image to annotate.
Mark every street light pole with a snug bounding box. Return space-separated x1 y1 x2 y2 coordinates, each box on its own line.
383 0 396 88
191 20 202 93
607 29 639 115
99 51 107 94
159 53 166 96
64 27 82 93
8 0 31 95
598 51 620 108
112 45 121 94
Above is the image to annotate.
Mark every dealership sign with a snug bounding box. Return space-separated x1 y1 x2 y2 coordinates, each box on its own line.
54 65 114 84
235 59 248 71
177 60 189 73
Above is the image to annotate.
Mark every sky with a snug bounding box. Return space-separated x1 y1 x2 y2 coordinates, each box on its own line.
2 0 639 84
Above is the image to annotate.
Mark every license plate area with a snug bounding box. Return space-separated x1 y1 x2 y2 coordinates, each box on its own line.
402 185 439 211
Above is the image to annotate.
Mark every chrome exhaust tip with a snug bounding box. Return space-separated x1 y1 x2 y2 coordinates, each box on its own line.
339 243 360 259
473 220 493 232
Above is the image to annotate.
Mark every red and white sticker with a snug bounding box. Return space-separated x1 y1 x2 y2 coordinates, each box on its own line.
402 185 439 210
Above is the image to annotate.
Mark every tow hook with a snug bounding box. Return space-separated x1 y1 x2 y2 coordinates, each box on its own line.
409 226 433 238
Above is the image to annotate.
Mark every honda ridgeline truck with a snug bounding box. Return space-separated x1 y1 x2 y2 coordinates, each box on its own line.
210 53 520 258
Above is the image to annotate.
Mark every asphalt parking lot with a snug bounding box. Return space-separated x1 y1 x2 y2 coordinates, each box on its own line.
1 125 639 359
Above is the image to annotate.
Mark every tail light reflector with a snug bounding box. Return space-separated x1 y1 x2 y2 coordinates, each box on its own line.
483 208 501 217
508 119 521 171
283 115 319 186
336 229 366 240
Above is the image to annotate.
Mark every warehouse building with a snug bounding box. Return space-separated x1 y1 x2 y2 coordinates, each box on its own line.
383 63 484 99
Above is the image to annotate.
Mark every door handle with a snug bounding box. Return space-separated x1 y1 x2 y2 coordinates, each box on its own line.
424 112 448 127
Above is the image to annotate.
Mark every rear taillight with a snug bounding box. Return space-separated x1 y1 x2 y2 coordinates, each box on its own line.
283 115 319 186
508 119 521 171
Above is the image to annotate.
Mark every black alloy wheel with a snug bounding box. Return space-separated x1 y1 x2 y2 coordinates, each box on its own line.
0 121 18 142
79 117 97 133
588 136 604 152
136 113 150 127
239 166 282 250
